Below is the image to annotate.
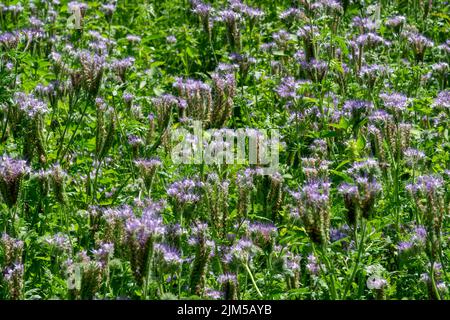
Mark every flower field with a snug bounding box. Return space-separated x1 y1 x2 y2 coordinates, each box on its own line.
0 0 449 300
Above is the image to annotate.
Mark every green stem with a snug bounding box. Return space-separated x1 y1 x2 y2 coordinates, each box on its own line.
342 219 367 299
320 246 338 300
430 260 441 300
58 99 90 163
244 262 263 298
312 242 338 300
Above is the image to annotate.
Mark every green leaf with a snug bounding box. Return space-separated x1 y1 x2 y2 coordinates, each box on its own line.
335 159 351 170
330 169 353 182
151 61 165 67
186 47 197 58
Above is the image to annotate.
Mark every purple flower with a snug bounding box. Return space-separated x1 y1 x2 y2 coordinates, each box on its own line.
379 92 409 113
248 222 277 243
154 243 182 266
338 183 359 223
218 273 237 284
188 222 212 247
272 29 291 46
3 263 24 280
403 148 425 166
355 176 382 194
0 156 30 184
431 62 448 74
343 100 373 119
123 92 134 104
92 242 114 264
280 8 304 21
291 179 331 243
127 134 143 147
166 35 177 44
351 16 377 32
29 16 44 29
369 110 393 124
406 32 434 61
276 77 305 99
152 93 187 124
311 0 343 12
347 158 380 179
338 183 359 196
78 50 105 94
285 251 301 273
356 32 389 48
406 33 434 49
359 64 391 83
301 59 328 82
330 225 350 242
412 226 427 243
4 263 24 280
0 32 20 49
126 34 141 43
241 6 264 20
406 175 444 195
297 25 319 40
14 92 49 118
192 1 213 18
205 288 223 300
437 41 450 54
173 78 211 97
1 233 24 266
0 156 30 208
45 233 71 252
110 57 135 81
432 91 450 109
3 262 24 299
101 3 116 17
134 158 162 170
385 16 406 28
125 204 166 245
397 241 413 253
68 1 88 13
223 238 257 263
306 254 320 275
167 178 204 205
367 276 387 290
260 42 276 52
218 9 241 24
437 282 448 294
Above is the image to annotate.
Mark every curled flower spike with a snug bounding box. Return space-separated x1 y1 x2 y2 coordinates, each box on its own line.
218 273 238 300
0 156 30 208
3 263 24 300
291 180 331 245
406 175 446 260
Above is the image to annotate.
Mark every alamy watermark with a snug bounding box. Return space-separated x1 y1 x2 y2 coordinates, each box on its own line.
66 4 82 30
65 4 280 175
170 121 280 175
